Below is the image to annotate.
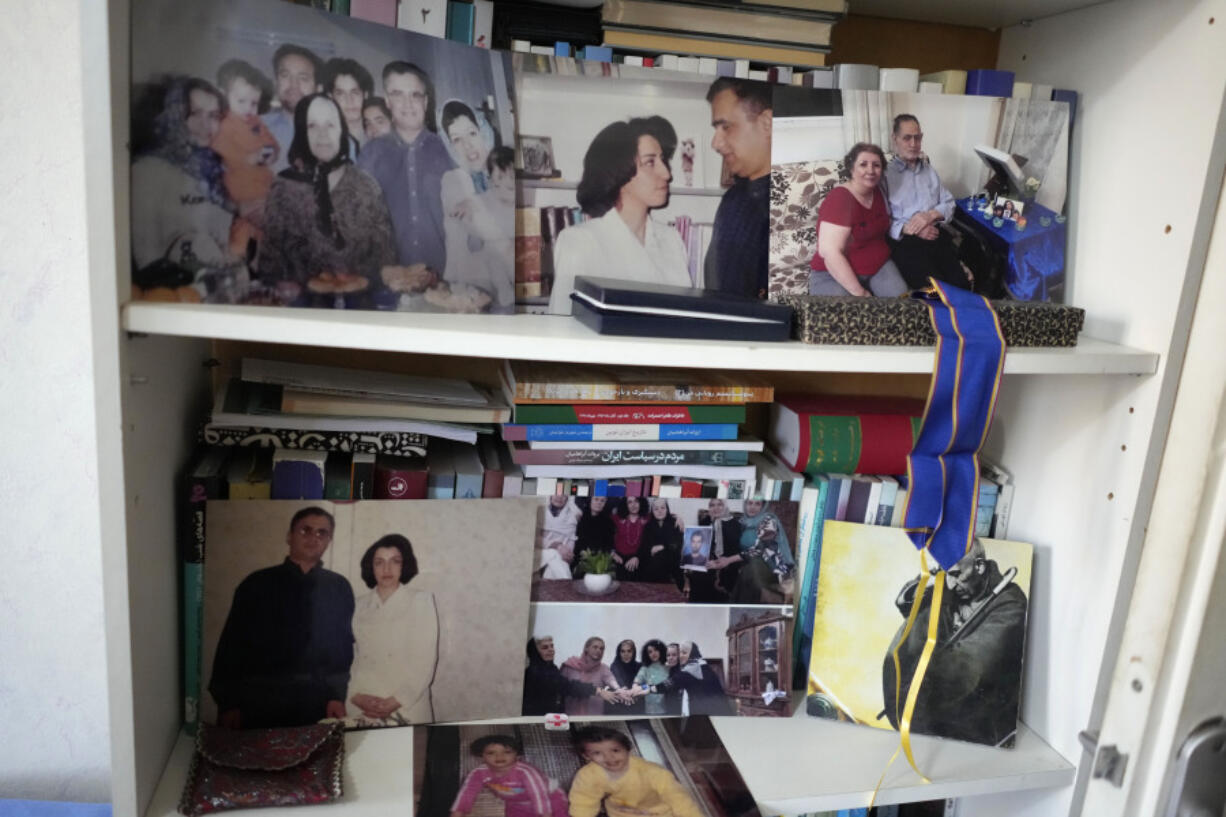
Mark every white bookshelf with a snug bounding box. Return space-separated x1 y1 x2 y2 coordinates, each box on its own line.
86 1 1226 816
123 303 1157 376
141 711 1073 817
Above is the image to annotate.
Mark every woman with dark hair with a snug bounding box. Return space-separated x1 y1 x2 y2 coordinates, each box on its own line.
633 641 735 716
438 98 514 312
809 142 908 297
346 533 439 723
130 75 241 300
548 116 694 315
573 496 617 576
260 92 397 307
612 496 649 580
632 639 669 715
605 639 643 715
361 97 393 141
640 498 684 586
523 636 620 716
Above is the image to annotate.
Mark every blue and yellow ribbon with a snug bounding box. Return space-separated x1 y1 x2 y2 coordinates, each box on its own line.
872 279 1004 799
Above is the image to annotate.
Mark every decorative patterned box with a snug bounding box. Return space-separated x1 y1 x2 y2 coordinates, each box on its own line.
775 295 1085 347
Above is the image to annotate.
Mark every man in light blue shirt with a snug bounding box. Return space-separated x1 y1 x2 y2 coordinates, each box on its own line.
261 44 323 174
884 114 970 290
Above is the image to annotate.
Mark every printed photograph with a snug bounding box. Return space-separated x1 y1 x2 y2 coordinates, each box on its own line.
993 195 1025 222
414 717 760 817
518 135 558 179
200 498 537 729
680 526 712 571
769 88 1071 302
513 60 773 311
806 521 1033 747
131 0 516 312
527 604 793 717
532 496 799 605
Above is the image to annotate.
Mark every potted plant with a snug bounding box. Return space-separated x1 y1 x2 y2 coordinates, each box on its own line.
577 550 615 594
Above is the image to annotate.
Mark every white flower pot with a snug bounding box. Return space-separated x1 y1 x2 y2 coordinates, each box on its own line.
583 572 613 594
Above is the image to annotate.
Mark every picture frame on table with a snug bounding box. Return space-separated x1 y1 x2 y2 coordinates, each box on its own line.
518 134 558 179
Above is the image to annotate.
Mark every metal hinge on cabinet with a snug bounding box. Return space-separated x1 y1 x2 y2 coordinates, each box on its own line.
1079 729 1129 787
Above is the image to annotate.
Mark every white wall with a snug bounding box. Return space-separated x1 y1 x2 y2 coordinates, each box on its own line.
0 1 112 803
958 1 1226 816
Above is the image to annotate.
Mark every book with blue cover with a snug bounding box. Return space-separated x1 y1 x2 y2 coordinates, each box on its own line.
502 423 740 442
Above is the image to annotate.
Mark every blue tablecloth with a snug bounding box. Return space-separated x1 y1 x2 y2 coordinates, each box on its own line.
956 197 1067 301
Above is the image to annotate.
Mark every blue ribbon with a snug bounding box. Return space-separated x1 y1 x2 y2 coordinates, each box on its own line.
902 280 1006 570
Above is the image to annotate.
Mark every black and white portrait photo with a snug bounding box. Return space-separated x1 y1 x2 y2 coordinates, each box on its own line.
806 521 1033 748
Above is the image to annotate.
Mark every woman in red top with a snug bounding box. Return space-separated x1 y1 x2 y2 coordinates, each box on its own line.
809 143 908 297
612 496 648 580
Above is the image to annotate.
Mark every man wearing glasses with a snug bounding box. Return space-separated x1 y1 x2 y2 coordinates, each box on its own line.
884 114 970 290
358 61 456 291
209 506 355 728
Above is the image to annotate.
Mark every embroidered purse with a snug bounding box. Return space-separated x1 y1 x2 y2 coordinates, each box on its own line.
178 723 345 815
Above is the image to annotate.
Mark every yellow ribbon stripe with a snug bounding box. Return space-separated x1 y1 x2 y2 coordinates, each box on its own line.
871 550 939 809
900 561 945 784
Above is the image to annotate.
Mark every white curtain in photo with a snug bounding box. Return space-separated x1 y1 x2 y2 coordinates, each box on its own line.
840 90 893 163
995 98 1070 213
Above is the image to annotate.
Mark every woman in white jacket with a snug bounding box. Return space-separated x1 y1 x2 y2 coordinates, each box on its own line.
548 116 694 315
347 534 438 724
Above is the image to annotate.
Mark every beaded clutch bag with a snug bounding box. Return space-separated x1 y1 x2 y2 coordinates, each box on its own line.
179 723 344 815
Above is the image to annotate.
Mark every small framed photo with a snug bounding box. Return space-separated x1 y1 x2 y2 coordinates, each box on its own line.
993 195 1025 222
681 525 713 571
517 134 557 179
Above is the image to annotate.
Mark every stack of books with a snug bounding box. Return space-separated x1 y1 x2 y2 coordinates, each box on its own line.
204 358 511 500
772 395 1018 688
600 0 844 72
499 360 776 497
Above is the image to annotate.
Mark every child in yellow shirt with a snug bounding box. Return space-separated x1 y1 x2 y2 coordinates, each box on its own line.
568 727 704 817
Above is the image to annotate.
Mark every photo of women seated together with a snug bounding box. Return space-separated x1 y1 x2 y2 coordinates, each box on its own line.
130 0 515 312
533 495 797 605
416 719 760 817
200 499 537 729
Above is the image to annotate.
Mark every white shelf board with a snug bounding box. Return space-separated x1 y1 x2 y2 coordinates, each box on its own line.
123 302 1159 376
144 713 1073 816
713 712 1075 813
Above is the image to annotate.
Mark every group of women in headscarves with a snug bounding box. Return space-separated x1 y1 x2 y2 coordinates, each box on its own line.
537 496 795 603
523 636 734 718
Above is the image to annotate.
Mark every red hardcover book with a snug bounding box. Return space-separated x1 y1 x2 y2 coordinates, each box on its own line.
680 478 703 498
769 395 925 475
374 454 428 499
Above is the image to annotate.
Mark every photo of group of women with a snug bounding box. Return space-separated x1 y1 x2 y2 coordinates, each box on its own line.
131 0 516 311
527 604 793 718
415 718 760 817
200 498 537 729
532 496 799 606
768 87 1071 302
516 68 775 311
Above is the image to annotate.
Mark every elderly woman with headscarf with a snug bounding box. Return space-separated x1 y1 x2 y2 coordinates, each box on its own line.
711 499 795 604
632 641 734 716
131 76 242 300
260 92 397 307
605 639 644 715
523 635 619 716
560 636 626 716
